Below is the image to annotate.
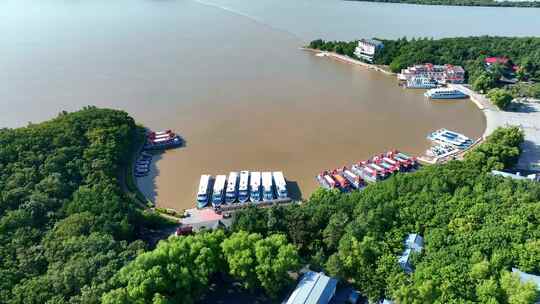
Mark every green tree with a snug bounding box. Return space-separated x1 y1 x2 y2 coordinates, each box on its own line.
221 231 262 289
487 88 513 110
102 231 225 304
254 234 300 297
473 72 497 93
500 271 539 304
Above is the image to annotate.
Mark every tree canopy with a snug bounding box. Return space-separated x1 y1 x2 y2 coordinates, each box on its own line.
309 36 540 96
0 107 150 304
233 126 540 303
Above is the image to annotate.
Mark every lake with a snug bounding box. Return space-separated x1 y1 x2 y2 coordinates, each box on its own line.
3 0 538 209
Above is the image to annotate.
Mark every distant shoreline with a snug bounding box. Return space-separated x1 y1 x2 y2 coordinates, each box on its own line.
300 47 395 76
344 0 540 8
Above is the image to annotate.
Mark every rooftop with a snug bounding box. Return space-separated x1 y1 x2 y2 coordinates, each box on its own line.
286 271 338 304
512 268 540 291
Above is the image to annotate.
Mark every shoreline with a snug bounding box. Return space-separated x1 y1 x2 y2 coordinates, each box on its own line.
303 47 540 170
300 47 395 76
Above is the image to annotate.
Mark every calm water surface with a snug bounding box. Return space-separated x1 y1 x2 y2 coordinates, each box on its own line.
4 0 538 209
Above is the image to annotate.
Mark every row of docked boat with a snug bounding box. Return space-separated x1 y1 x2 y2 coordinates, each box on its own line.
316 151 418 191
134 151 153 177
143 129 183 151
197 171 288 209
427 128 473 150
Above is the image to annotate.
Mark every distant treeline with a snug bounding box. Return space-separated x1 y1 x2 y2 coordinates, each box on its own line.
309 36 540 98
346 0 540 8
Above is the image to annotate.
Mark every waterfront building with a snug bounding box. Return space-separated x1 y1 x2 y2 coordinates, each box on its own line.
354 39 384 62
398 63 465 84
399 234 424 274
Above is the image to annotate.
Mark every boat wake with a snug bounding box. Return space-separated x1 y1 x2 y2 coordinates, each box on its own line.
190 0 302 41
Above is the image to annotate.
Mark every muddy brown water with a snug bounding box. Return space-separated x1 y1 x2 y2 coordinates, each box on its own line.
1 0 508 210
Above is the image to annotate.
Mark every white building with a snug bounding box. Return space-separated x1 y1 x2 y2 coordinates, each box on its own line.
354 39 384 62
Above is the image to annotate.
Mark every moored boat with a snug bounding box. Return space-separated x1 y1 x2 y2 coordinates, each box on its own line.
238 171 250 203
250 171 262 203
197 174 212 208
342 169 363 189
212 175 227 208
405 76 438 89
262 172 274 202
225 171 239 204
273 171 288 199
424 88 467 99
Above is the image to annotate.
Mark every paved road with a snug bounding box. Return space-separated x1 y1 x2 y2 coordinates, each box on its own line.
450 84 540 171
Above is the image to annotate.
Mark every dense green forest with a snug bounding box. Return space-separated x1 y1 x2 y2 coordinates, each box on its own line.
102 230 300 303
0 107 159 303
347 0 540 8
309 36 540 98
231 127 540 303
2 108 538 303
100 126 539 303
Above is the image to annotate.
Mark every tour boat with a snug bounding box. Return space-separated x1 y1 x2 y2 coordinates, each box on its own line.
342 169 363 189
250 172 262 203
424 88 467 99
405 76 438 89
262 172 274 202
196 174 212 208
144 135 183 150
428 129 473 149
212 175 227 207
316 172 330 189
272 171 288 199
238 171 250 203
324 174 337 189
225 171 239 204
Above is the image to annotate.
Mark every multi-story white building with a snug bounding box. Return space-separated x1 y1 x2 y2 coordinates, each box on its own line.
354 39 384 62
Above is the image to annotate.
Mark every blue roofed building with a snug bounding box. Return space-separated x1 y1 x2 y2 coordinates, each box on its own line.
512 268 540 303
286 271 338 304
399 234 424 274
491 170 539 181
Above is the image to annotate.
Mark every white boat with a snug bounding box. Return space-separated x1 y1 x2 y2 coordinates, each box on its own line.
262 172 274 202
225 172 239 204
238 171 250 203
424 88 467 99
197 175 212 208
405 76 438 89
212 175 227 207
428 128 473 149
250 171 262 203
343 170 363 189
272 171 288 199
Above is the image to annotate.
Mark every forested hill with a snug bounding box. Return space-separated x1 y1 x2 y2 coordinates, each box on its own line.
99 127 540 303
346 0 540 8
0 107 149 303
